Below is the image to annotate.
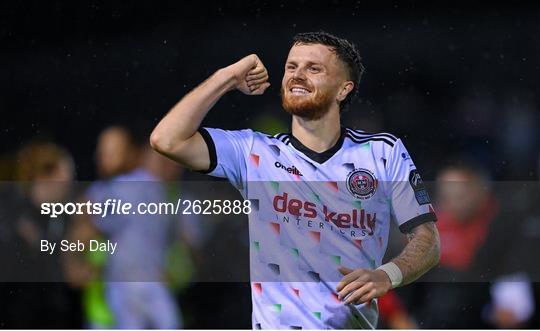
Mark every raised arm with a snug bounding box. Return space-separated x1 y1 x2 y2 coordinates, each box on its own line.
150 54 270 171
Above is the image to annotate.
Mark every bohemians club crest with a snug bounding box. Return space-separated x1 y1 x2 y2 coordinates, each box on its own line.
346 168 378 200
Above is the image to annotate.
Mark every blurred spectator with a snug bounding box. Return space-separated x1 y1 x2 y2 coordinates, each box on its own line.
0 141 82 328
65 126 180 328
410 163 495 328
436 164 496 273
411 162 537 328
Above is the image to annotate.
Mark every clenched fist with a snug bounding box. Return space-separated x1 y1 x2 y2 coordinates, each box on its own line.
225 54 270 95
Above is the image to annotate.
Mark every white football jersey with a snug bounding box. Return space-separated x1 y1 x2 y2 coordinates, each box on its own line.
199 126 436 329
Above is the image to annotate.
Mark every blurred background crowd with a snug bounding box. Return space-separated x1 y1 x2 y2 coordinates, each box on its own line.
1 1 540 329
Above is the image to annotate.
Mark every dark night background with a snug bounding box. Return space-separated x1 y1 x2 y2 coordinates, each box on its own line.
2 0 539 180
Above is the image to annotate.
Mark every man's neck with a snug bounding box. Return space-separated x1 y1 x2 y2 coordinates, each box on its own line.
291 108 341 153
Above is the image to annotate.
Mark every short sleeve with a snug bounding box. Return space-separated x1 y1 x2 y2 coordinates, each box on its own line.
198 127 254 190
386 139 437 233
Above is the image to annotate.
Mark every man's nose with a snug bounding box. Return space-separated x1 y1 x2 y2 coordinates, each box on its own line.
292 67 306 81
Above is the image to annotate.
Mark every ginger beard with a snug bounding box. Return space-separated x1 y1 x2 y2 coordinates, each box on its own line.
280 79 336 121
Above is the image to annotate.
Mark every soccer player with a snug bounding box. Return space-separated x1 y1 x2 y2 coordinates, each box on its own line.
151 31 440 329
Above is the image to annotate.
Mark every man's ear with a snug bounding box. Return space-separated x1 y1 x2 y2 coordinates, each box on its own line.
337 81 354 102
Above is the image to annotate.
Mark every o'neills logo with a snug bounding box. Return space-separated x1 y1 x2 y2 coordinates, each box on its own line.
274 161 303 176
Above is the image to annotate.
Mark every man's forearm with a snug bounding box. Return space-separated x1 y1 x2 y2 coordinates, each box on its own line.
392 221 440 285
151 68 236 148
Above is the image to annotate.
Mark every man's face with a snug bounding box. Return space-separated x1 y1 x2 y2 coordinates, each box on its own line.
96 127 134 178
436 169 487 222
281 43 351 120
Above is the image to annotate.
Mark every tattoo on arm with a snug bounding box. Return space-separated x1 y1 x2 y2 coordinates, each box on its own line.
392 221 440 285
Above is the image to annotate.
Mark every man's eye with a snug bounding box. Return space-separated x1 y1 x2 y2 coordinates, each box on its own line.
309 67 321 72
286 65 296 70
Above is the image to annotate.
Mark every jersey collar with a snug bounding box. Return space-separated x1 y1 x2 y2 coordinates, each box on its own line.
288 127 346 164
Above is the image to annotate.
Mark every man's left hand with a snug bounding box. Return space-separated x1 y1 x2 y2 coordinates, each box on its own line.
336 267 392 305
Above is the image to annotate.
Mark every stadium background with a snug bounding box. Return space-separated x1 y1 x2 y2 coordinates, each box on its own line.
1 0 539 329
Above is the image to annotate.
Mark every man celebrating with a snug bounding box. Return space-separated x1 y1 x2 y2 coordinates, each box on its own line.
151 32 440 329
